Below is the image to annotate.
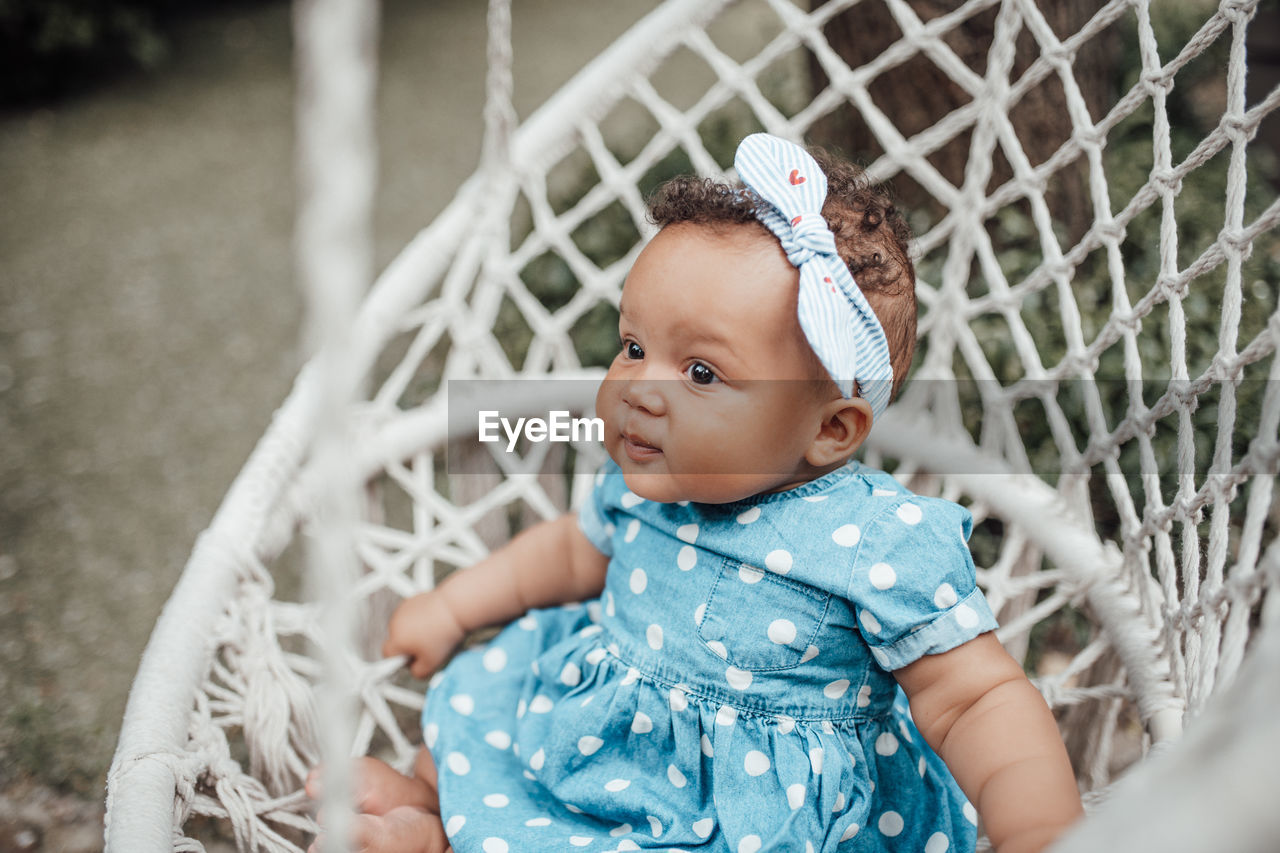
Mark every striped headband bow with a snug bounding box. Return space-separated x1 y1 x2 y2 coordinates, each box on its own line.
734 133 894 420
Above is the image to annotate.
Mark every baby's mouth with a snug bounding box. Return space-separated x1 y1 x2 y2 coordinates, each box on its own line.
622 432 662 462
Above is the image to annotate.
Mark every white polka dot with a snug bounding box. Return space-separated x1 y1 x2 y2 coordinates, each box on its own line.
701 734 714 756
879 811 904 837
516 699 526 718
768 618 797 645
450 694 475 715
926 831 951 853
694 602 706 625
525 817 551 827
872 647 891 668
648 815 663 837
482 838 509 853
726 666 752 690
668 764 687 788
802 494 828 502
485 730 511 749
899 719 913 742
875 733 899 756
445 815 466 835
775 714 796 734
669 687 688 712
579 736 604 756
744 751 771 776
586 647 607 665
483 793 509 808
832 524 861 547
446 752 471 775
896 502 923 525
934 583 958 609
868 562 897 590
606 591 616 617
715 705 738 726
529 748 545 770
824 679 851 699
692 818 715 838
605 778 631 792
809 748 824 773
955 603 980 628
857 685 872 708
579 622 602 637
806 843 816 853
424 722 439 748
602 523 615 539
620 667 640 685
517 614 538 630
786 783 806 808
569 836 593 847
822 720 834 734
765 549 793 574
963 801 978 825
528 695 553 713
873 488 897 497
833 792 846 812
801 644 819 662
616 842 639 852
676 523 699 543
739 835 762 853
621 491 643 508
840 823 860 842
482 648 508 672
859 610 882 635
632 712 653 734
737 506 761 524
624 519 641 542
629 568 648 594
707 640 728 659
919 756 927 776
647 624 664 650
739 564 764 584
565 804 584 814
560 663 582 686
677 545 697 571
610 824 632 837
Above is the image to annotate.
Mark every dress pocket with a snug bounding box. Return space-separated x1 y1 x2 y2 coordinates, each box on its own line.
697 557 833 672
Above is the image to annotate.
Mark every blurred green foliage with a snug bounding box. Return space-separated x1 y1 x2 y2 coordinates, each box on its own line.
0 0 272 106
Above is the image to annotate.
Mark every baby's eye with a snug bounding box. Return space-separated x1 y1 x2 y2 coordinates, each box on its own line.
623 340 644 360
686 362 718 385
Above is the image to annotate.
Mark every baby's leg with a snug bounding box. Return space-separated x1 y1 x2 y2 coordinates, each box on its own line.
306 750 438 815
308 749 450 852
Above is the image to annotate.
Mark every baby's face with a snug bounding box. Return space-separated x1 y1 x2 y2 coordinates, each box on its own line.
596 222 838 504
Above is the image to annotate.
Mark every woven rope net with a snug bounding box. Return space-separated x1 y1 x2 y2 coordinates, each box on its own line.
107 0 1280 850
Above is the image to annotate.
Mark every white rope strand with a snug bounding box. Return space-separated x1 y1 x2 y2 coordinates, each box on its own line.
294 0 380 850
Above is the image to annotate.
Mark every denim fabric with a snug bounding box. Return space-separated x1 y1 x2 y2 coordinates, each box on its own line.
423 460 996 852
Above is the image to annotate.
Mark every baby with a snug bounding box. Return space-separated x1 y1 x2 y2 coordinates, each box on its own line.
308 134 1083 853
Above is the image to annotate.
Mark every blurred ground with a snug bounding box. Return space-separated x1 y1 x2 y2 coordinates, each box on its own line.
0 0 664 846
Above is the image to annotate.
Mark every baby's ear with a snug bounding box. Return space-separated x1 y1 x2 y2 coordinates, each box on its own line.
805 396 873 467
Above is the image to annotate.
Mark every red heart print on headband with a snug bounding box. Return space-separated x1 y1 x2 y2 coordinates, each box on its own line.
789 169 805 185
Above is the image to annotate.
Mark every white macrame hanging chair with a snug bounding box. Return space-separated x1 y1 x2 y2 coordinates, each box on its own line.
106 0 1280 850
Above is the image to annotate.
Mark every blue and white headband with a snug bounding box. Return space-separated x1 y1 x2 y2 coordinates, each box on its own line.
734 133 894 420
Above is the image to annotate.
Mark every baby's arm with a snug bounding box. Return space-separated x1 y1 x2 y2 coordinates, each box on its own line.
895 632 1083 853
383 514 609 678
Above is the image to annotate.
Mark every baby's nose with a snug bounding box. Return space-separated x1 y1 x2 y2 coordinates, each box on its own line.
621 379 666 416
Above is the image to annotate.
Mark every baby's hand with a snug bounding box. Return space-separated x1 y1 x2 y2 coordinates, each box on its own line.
382 591 467 679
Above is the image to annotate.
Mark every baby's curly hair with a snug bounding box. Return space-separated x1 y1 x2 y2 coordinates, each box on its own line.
646 150 916 401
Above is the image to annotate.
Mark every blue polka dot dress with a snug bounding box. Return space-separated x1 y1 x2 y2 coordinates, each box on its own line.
423 460 998 853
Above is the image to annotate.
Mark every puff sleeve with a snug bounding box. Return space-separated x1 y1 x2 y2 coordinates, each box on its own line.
846 495 997 670
576 460 621 557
